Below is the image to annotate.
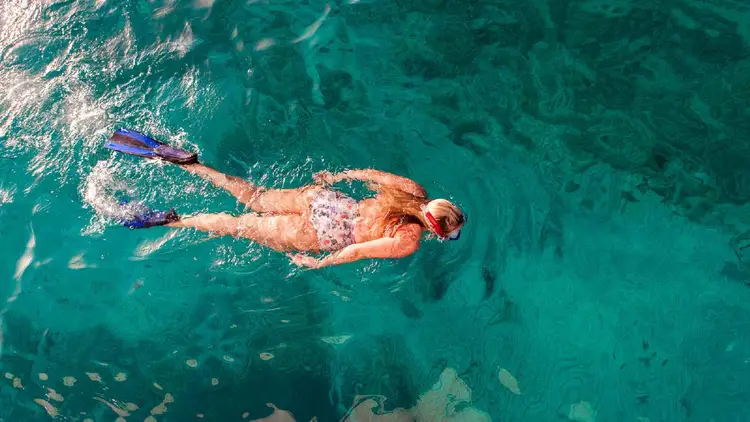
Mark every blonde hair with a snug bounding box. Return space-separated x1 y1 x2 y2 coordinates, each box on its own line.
372 187 465 238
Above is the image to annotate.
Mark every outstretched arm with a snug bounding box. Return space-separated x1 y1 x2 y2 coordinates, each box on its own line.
317 169 427 198
290 233 420 269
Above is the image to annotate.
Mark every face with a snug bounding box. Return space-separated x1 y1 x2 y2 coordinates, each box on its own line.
424 200 466 240
445 222 464 240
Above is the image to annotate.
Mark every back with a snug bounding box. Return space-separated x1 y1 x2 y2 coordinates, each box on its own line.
353 197 423 243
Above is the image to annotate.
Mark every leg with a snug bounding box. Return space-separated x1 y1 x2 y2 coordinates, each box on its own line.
179 163 258 204
168 213 319 252
180 163 320 214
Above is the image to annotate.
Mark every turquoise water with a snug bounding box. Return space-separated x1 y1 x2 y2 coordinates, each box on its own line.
3 0 750 420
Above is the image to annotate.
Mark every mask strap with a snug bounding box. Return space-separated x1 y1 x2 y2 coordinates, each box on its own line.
424 210 447 238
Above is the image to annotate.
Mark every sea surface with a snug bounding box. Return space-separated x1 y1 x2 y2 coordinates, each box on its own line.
2 0 750 420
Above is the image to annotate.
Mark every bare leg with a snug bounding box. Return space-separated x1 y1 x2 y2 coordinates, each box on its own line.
180 163 258 204
167 213 319 252
180 163 321 214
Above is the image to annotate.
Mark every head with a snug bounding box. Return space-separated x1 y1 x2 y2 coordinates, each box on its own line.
374 188 466 241
422 198 466 240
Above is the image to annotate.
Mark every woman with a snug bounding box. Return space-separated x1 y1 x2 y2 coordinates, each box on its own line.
105 128 466 268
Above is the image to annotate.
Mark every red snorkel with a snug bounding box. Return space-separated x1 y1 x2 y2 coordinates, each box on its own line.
425 211 447 238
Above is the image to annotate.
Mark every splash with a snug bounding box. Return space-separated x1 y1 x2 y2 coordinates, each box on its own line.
82 160 154 234
0 184 15 206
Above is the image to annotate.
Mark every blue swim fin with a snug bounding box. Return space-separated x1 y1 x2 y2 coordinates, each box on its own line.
119 205 180 229
104 128 198 164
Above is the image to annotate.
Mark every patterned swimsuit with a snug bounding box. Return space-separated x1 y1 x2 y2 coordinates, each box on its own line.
309 190 359 251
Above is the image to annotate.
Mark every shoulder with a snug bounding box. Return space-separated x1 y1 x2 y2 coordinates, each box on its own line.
392 224 422 252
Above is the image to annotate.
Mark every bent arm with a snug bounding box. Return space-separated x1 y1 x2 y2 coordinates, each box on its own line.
312 236 419 268
337 169 427 198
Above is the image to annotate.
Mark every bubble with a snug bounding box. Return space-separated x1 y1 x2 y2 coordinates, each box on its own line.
498 368 521 395
63 376 77 387
321 335 352 345
68 253 95 269
211 378 219 386
197 414 205 418
280 320 290 324
222 355 235 362
259 352 274 361
47 388 64 402
243 412 250 419
186 359 198 368
153 382 163 390
4 372 13 379
12 377 23 389
151 403 167 415
39 373 48 381
254 39 276 51
114 372 127 382
93 397 130 417
569 401 596 422
34 398 59 417
86 372 102 382
84 419 93 422
164 393 174 403
344 368 490 421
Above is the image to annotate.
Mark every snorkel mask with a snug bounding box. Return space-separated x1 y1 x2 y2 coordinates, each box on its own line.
424 210 465 241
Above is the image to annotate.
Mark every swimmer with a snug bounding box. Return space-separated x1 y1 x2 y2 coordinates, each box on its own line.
104 128 466 268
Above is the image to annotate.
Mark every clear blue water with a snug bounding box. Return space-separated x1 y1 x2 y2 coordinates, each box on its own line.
2 0 750 421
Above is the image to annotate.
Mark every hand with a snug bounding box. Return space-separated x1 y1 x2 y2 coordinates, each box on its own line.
313 171 339 185
289 253 320 268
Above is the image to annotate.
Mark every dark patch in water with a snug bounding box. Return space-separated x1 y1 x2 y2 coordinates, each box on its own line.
482 267 496 300
400 300 423 319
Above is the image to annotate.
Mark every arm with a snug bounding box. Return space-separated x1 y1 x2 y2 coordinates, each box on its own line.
290 232 420 269
320 169 427 198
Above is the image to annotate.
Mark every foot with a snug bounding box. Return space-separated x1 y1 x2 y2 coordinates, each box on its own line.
122 208 179 229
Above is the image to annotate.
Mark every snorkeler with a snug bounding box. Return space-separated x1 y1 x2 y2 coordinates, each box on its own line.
104 128 466 268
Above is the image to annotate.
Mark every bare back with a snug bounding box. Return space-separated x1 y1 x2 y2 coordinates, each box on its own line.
353 198 423 243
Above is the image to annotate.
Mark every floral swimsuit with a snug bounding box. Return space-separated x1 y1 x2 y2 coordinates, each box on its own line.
309 189 359 251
